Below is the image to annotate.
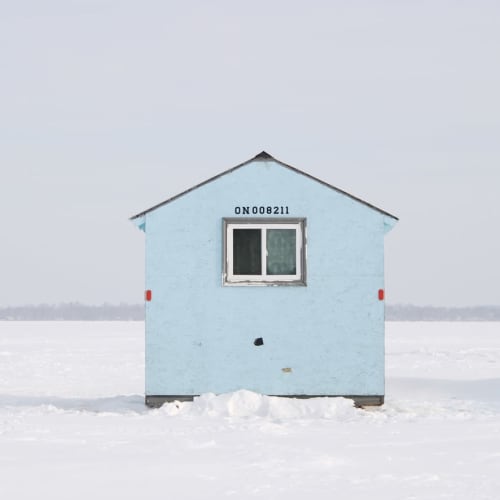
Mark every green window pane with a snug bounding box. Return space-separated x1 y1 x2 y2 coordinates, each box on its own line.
266 229 296 275
233 229 261 275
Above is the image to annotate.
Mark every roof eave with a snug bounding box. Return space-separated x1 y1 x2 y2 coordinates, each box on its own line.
129 153 263 220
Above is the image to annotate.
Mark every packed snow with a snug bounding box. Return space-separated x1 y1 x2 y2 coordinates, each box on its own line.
0 321 499 499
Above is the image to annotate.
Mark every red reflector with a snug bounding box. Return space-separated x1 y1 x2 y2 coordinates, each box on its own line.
378 289 384 301
145 290 152 301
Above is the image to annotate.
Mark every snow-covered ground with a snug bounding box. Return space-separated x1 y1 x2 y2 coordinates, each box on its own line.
0 322 499 499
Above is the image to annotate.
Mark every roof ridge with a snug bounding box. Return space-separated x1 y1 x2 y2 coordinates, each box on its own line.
253 151 274 160
130 152 398 221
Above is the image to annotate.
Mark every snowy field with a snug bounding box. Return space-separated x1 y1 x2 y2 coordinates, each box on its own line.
1 322 499 500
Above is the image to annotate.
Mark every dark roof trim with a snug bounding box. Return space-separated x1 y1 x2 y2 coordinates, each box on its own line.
130 151 399 221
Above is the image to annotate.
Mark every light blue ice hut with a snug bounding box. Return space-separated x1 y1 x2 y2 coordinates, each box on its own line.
131 152 397 407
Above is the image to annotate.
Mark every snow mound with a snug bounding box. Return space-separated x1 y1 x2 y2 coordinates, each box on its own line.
159 390 360 420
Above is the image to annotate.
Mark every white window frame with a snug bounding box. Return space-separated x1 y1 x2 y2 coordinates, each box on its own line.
223 218 306 286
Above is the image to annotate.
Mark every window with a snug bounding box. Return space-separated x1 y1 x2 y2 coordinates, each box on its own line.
223 218 306 285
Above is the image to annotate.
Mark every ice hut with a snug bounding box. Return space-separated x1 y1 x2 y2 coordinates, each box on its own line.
131 152 398 407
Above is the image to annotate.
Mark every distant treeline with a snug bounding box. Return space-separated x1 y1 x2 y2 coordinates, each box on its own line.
0 303 499 321
387 304 500 321
0 303 144 321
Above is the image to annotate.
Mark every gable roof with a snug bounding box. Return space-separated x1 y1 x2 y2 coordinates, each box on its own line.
130 151 398 221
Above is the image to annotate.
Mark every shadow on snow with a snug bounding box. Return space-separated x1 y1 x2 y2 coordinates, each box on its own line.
0 394 147 414
386 377 500 403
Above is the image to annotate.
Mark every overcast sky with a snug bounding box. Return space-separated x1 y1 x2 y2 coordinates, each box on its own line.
1 1 499 307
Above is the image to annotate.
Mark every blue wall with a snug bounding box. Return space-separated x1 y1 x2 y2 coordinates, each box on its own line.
137 158 396 397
